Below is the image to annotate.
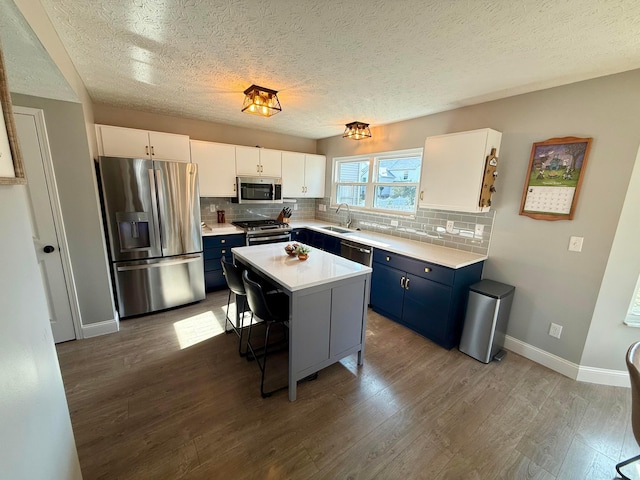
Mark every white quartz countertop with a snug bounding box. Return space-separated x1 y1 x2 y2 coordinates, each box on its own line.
290 220 487 269
231 242 372 292
203 219 487 269
201 223 244 236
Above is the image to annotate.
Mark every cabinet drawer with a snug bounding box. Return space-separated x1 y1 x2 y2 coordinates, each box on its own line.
373 249 454 286
203 234 245 249
204 246 234 261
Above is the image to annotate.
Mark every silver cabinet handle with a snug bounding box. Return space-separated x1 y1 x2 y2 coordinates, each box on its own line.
424 267 431 273
400 276 405 288
221 239 226 244
386 256 391 262
405 278 410 290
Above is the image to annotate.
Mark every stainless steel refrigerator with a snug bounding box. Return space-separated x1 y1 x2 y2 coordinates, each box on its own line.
98 156 205 318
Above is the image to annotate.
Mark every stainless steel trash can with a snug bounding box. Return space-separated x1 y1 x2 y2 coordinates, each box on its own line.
459 279 515 363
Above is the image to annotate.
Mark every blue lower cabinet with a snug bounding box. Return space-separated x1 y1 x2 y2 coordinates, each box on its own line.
291 228 310 244
307 230 341 255
370 249 483 349
203 234 245 292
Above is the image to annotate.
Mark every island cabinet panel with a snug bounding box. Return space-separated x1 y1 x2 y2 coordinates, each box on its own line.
370 249 483 349
203 234 245 291
292 290 331 372
330 279 366 357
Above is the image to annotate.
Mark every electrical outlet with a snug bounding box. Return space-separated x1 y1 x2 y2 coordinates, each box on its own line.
549 323 563 339
446 220 454 233
318 204 325 211
568 236 584 252
391 220 399 227
474 224 484 237
209 204 216 213
293 204 298 211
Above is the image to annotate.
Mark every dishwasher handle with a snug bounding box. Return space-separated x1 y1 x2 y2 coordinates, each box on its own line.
340 241 371 254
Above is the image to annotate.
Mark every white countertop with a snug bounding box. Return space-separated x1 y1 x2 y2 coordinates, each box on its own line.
203 219 487 269
231 242 371 292
290 220 487 269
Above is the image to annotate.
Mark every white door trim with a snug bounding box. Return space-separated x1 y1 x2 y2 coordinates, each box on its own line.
14 105 83 339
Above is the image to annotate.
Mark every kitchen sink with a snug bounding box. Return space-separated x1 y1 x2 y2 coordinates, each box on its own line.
320 226 353 234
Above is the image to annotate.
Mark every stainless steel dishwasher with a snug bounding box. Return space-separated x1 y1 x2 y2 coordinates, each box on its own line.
340 239 372 266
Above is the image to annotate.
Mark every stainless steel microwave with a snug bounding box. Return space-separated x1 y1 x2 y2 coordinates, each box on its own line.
236 176 283 204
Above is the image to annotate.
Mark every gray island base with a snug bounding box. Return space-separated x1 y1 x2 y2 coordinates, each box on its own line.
232 242 371 401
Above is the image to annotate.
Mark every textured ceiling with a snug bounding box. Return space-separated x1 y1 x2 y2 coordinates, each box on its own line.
0 0 77 102
22 1 640 138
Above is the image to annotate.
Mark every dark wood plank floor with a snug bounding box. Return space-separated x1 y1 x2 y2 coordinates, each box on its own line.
56 291 636 479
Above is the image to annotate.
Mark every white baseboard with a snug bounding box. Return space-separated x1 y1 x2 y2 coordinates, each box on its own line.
81 318 119 338
504 335 579 379
503 335 630 388
576 366 630 388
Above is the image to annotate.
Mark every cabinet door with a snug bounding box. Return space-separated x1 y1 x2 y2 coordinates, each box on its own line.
419 128 500 212
148 131 190 162
259 148 282 177
402 273 452 345
304 154 326 198
97 125 150 159
235 146 260 176
281 151 305 197
190 141 236 197
370 262 405 320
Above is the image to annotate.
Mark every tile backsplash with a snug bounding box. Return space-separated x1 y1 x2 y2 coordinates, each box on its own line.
200 196 494 255
314 197 494 255
200 197 316 225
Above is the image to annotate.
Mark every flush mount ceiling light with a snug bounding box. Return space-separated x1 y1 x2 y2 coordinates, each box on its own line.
241 85 282 117
343 121 372 140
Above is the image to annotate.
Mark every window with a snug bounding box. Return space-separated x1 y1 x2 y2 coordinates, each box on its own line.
333 149 422 214
625 274 640 327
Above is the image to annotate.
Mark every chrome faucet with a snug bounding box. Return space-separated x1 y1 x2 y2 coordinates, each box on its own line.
336 203 352 228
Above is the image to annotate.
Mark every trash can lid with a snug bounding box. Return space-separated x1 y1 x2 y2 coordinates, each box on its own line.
469 279 515 299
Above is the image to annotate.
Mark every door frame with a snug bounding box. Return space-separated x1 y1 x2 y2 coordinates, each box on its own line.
14 105 82 339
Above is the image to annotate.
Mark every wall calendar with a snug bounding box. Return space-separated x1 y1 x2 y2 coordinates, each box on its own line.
519 137 592 221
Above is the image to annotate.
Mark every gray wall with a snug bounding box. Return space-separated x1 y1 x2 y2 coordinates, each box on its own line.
0 185 81 479
94 103 318 154
12 93 116 326
318 69 640 366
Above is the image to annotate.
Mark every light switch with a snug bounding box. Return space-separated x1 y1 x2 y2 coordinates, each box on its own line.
568 236 584 252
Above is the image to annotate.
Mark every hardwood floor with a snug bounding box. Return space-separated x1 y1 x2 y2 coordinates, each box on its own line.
57 291 636 479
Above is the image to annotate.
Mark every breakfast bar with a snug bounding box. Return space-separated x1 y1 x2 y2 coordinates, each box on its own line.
232 242 372 401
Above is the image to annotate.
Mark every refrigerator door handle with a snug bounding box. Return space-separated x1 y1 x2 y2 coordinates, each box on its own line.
116 255 202 272
148 168 163 252
155 168 167 250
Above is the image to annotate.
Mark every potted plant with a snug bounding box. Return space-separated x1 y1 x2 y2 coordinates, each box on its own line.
296 245 310 261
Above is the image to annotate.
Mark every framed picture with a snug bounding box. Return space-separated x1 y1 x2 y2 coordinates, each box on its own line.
0 40 26 186
519 136 592 221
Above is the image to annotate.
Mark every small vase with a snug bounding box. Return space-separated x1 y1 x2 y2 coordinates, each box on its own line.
298 253 308 261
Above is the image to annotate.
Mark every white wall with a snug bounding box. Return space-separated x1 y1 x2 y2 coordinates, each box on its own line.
318 69 640 367
581 146 640 370
0 185 82 480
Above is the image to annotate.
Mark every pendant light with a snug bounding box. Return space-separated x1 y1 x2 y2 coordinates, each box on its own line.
343 121 372 140
241 85 282 117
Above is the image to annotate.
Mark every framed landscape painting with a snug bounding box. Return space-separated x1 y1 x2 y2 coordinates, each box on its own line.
519 136 592 221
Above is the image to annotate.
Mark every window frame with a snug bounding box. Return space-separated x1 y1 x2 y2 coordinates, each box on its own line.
331 148 423 216
624 274 640 327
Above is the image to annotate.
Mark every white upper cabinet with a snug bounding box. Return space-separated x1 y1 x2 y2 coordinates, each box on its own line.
281 152 326 198
282 151 306 197
235 146 282 177
190 140 236 197
419 128 502 213
96 124 190 162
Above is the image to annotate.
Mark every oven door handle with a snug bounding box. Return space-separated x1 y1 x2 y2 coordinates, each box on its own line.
248 234 290 244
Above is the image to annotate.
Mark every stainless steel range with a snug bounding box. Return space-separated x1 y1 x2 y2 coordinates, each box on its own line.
232 219 292 246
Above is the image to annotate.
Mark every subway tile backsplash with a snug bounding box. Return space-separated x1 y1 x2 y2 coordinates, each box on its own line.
200 197 317 225
314 197 494 255
200 196 494 256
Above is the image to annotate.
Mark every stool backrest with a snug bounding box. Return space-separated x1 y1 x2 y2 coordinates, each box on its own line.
221 256 245 296
627 342 640 446
242 270 274 321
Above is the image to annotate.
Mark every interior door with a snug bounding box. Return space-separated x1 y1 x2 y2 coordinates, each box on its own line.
14 108 76 343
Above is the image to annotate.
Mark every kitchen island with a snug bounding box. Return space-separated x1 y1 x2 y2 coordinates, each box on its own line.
232 242 372 401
